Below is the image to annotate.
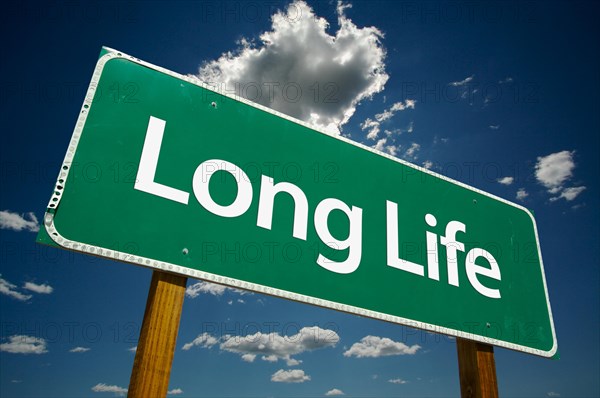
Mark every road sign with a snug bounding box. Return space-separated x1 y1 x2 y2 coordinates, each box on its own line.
38 47 557 357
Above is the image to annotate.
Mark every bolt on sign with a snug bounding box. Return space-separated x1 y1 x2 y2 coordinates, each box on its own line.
38 47 557 357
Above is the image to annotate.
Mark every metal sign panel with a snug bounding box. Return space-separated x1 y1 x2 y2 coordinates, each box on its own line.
38 48 557 357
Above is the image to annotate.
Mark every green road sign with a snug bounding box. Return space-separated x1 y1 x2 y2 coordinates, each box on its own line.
38 47 557 357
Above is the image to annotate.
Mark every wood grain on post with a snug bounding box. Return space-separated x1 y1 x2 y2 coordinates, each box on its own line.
128 271 187 398
456 338 499 398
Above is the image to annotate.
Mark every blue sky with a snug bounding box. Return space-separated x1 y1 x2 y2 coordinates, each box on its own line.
1 1 598 397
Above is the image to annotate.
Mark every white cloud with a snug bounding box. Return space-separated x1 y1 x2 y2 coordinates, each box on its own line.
549 186 586 202
516 188 529 201
0 335 48 354
220 326 339 364
385 145 399 156
422 160 433 170
128 346 137 353
271 369 310 383
168 388 184 395
185 281 249 298
184 326 339 365
497 176 514 185
91 383 127 396
69 346 90 353
498 77 513 84
325 388 345 396
404 142 420 160
197 0 388 133
185 281 227 297
343 336 420 358
450 75 474 86
0 276 32 301
361 118 381 140
181 332 219 351
375 100 416 122
286 357 302 366
0 210 39 232
363 100 415 140
388 378 408 384
241 353 256 362
535 150 575 193
23 282 53 294
547 392 560 397
373 137 387 152
489 125 500 130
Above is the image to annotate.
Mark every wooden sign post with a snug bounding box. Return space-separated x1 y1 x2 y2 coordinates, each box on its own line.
128 271 187 398
456 338 499 398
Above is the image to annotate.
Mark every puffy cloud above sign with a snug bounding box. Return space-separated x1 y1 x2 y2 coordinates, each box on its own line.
197 0 388 133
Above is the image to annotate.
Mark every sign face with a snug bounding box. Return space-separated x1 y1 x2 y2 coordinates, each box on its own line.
39 48 557 357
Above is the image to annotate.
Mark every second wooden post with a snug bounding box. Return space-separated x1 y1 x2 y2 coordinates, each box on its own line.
456 338 499 398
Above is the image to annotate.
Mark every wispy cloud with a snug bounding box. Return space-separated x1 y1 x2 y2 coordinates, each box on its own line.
168 388 184 395
489 125 500 130
91 383 127 396
497 176 514 185
362 99 415 140
185 281 250 298
388 378 408 384
128 346 137 353
0 210 39 232
23 282 53 294
422 160 433 170
498 77 513 84
516 188 529 201
181 332 219 351
404 142 420 160
271 369 310 383
0 335 48 354
361 118 381 140
375 99 416 122
0 275 32 301
69 347 90 353
325 388 345 396
549 186 586 202
449 74 474 86
343 336 420 358
197 0 388 133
